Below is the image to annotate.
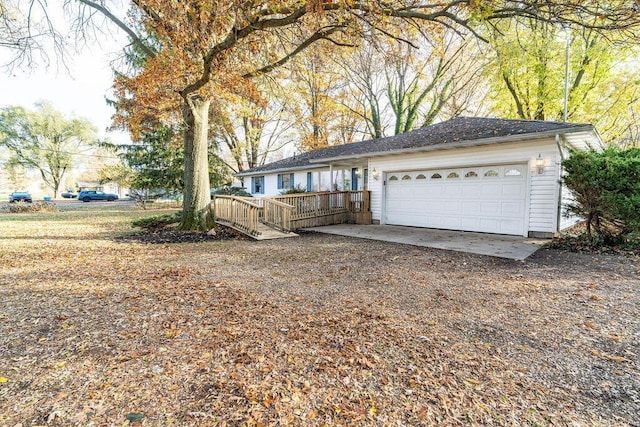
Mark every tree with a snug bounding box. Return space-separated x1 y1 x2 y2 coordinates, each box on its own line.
100 123 231 202
485 16 640 143
0 102 99 198
340 31 484 139
210 87 296 174
6 1 640 229
290 45 360 151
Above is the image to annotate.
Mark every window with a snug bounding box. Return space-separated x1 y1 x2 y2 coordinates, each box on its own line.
430 173 442 179
251 176 264 194
416 174 426 180
277 173 294 190
484 170 499 177
351 168 359 190
505 168 522 177
388 175 399 181
447 172 460 179
465 171 478 178
402 175 412 180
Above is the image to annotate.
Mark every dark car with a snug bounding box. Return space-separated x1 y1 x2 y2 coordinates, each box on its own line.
9 191 32 203
78 190 119 202
61 190 78 198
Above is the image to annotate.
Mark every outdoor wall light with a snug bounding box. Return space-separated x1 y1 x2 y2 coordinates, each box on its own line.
372 168 380 180
535 154 545 174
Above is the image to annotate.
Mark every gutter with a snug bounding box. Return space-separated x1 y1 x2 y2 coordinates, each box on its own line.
234 163 329 177
309 126 595 164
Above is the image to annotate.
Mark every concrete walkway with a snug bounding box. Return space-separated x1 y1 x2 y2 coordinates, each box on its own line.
305 224 546 260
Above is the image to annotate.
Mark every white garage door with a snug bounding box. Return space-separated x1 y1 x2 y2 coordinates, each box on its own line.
385 164 527 235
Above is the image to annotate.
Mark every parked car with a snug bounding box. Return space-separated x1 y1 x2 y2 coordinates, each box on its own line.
78 190 119 202
61 190 78 198
9 191 32 203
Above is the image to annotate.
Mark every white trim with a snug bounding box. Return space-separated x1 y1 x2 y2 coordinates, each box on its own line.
381 172 387 225
524 162 532 237
310 126 597 164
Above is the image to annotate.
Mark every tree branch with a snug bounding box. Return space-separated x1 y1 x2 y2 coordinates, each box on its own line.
243 26 346 79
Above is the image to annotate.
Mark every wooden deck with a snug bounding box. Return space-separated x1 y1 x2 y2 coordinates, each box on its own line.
212 191 371 239
216 220 298 240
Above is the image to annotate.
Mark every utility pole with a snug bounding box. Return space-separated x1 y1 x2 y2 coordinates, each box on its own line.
563 25 571 122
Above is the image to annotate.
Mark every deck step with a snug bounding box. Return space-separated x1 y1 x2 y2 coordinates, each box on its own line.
215 220 298 240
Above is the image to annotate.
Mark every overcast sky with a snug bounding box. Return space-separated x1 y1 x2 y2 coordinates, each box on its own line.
0 2 130 145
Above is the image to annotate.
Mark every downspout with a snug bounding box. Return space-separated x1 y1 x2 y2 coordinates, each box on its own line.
555 134 566 233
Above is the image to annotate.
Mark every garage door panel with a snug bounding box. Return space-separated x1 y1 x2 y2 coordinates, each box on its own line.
502 183 525 197
480 184 502 198
479 218 500 232
426 186 444 197
442 217 461 229
502 202 524 215
462 201 481 212
460 217 480 229
385 163 527 235
444 186 463 197
462 184 481 197
444 201 462 211
480 201 500 215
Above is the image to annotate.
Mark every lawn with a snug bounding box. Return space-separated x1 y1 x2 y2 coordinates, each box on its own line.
0 205 638 426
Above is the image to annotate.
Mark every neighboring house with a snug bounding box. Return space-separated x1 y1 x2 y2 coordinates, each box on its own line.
235 117 601 238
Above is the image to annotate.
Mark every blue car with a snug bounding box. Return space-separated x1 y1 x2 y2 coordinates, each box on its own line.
9 191 32 203
78 190 119 202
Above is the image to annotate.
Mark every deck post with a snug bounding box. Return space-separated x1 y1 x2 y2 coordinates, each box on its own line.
329 164 333 192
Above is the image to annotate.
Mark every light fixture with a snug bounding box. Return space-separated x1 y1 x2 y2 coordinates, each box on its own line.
371 168 380 180
535 154 545 174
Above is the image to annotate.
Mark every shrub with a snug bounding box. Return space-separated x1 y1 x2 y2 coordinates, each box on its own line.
279 184 307 195
1 201 58 213
211 186 252 197
132 212 181 230
563 146 640 239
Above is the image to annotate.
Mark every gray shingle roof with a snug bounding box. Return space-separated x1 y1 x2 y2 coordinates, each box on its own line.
236 117 593 176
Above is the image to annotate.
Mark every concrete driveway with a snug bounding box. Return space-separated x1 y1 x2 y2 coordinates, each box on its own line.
305 224 546 260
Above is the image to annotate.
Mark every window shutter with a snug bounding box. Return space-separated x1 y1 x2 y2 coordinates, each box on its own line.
251 177 256 193
289 173 294 189
277 174 282 189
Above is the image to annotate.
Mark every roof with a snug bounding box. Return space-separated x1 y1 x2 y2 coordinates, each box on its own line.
235 117 596 177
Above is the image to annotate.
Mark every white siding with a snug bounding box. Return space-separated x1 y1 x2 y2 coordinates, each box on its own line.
369 138 562 235
247 169 339 197
559 188 581 230
528 150 560 233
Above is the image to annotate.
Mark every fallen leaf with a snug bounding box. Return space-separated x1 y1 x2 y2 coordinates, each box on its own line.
584 321 597 330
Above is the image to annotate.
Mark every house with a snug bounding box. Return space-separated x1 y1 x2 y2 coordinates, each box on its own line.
234 117 601 238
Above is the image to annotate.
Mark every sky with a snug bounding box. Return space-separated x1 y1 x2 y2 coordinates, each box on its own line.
0 2 131 145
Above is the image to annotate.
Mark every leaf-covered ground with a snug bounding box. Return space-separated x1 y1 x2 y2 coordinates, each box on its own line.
1 205 638 426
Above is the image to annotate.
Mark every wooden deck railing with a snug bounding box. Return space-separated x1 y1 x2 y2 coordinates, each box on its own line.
212 195 263 236
213 191 371 236
274 190 370 219
262 198 294 232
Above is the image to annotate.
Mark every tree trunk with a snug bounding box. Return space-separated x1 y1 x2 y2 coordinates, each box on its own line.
180 96 213 231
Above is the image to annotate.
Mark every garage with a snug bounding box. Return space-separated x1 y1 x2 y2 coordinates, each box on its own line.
384 164 527 235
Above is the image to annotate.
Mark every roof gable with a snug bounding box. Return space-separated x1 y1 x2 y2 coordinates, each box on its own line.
236 117 595 176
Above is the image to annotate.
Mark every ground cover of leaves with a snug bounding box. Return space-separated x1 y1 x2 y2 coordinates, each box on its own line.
0 207 638 426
